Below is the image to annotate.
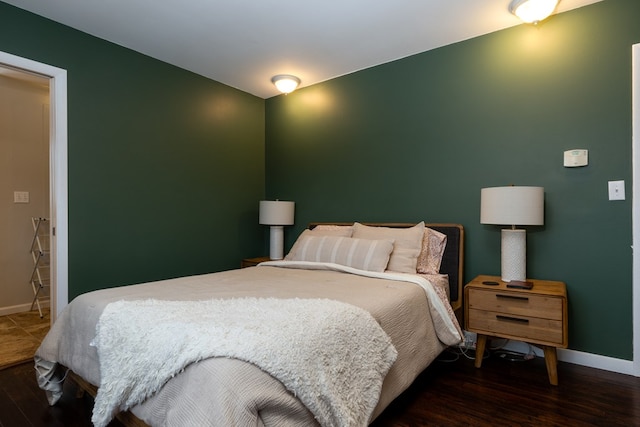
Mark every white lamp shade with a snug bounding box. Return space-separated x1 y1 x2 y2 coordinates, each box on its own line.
480 186 544 226
481 186 544 282
259 200 295 225
260 200 295 260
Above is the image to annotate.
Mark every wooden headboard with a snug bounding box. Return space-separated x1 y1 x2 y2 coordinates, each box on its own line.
308 223 464 313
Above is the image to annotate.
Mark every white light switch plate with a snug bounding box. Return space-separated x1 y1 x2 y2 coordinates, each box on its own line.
14 191 29 203
608 180 625 201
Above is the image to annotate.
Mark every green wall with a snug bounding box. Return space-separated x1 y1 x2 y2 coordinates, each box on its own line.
0 2 266 299
266 0 639 359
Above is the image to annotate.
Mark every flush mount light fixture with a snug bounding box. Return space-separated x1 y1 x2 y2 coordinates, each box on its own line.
271 74 301 94
509 0 559 24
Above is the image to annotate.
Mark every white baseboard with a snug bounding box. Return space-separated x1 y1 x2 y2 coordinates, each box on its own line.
557 348 635 376
461 331 637 377
0 300 50 316
497 339 636 377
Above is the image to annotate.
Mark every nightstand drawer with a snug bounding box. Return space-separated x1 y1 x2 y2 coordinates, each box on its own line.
467 308 564 345
467 288 563 320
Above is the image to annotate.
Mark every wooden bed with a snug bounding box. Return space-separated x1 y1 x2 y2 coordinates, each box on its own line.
35 222 464 427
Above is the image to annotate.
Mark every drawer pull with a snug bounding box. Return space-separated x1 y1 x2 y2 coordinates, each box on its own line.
496 294 529 302
496 315 530 324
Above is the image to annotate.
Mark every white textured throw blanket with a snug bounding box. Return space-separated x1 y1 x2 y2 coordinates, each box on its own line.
90 297 398 427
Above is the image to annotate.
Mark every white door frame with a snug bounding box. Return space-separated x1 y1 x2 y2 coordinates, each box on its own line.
0 51 68 322
632 43 640 377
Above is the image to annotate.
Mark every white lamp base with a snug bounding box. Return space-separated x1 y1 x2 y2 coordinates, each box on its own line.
269 226 284 260
501 229 526 282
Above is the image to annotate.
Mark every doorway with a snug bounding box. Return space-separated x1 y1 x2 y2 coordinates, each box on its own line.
0 68 50 316
0 51 68 323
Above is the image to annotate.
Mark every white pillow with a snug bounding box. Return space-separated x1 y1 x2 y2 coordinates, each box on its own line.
285 227 353 261
312 225 353 236
285 235 394 272
352 222 425 273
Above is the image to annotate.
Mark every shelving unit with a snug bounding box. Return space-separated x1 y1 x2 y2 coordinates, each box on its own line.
29 217 50 318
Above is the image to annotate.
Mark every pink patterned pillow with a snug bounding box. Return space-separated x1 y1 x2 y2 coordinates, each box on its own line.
416 228 447 274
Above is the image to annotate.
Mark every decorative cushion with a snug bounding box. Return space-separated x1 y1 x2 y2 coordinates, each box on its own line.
416 228 448 274
285 235 394 272
285 227 353 261
352 222 425 273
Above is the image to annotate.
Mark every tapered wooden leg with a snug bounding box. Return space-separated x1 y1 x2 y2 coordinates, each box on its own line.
543 345 559 385
475 334 487 368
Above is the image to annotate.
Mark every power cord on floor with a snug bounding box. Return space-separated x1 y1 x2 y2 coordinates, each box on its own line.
490 342 536 362
437 345 490 363
441 339 535 363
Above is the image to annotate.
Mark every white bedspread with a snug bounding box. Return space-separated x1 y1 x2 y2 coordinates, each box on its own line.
90 297 397 427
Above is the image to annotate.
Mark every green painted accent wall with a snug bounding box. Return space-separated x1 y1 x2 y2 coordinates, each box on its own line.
266 0 640 359
0 2 266 299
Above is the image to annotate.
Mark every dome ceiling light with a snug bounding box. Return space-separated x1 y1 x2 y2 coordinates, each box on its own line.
271 74 301 94
509 0 559 24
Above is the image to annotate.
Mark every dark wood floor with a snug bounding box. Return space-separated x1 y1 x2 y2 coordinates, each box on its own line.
0 361 124 427
372 348 640 427
1 348 638 427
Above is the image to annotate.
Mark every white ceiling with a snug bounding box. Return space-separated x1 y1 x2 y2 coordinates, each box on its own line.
3 0 602 99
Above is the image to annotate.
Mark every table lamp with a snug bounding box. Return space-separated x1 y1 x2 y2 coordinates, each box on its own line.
480 186 544 282
259 200 295 260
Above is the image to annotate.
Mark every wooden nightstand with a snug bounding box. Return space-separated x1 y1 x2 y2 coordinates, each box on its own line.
464 275 568 385
241 256 272 268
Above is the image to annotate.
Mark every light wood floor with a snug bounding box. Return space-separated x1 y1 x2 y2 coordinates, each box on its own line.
0 308 50 370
